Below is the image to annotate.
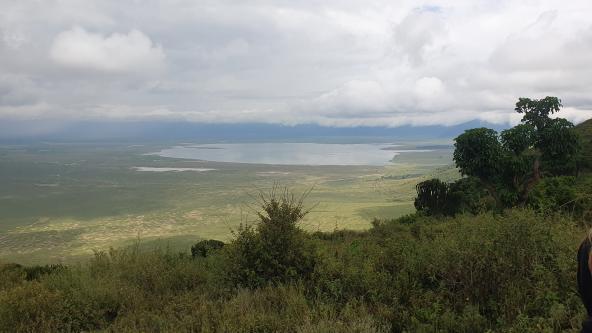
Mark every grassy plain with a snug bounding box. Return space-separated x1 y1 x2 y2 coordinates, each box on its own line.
0 141 455 264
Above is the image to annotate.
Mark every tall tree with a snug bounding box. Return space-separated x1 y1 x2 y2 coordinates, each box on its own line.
453 127 504 205
453 97 581 208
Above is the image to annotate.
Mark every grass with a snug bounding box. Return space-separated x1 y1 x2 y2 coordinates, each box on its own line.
0 209 586 332
0 141 455 264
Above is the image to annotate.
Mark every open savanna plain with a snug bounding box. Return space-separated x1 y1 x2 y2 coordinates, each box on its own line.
0 141 455 264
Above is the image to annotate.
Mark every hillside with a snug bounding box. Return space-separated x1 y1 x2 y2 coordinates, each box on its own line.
576 118 592 169
0 209 585 332
0 120 509 143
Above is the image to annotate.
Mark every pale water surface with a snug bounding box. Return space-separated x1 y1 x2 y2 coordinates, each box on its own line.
153 143 431 166
133 167 216 172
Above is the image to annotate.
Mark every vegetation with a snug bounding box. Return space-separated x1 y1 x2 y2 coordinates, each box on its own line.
0 206 587 332
454 97 580 208
225 187 317 289
191 239 225 258
575 118 592 171
1 97 592 331
418 97 583 216
414 177 490 216
0 142 447 264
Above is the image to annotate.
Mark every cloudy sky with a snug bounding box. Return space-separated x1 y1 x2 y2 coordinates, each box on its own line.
1 0 592 130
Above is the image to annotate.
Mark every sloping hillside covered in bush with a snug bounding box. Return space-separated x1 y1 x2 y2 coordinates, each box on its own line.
0 209 586 332
576 118 592 171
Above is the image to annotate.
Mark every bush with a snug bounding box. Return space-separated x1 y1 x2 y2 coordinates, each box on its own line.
0 263 26 291
23 264 67 281
0 208 587 332
191 240 225 258
225 187 317 288
379 210 583 330
447 176 493 214
0 282 72 332
414 177 490 216
528 176 578 214
414 178 451 216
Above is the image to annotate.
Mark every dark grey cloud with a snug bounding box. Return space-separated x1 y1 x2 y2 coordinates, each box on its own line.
0 0 591 128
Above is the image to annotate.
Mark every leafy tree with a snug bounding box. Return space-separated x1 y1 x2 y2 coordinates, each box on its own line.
448 177 493 215
453 128 504 205
538 118 581 174
415 177 491 216
414 179 451 216
514 96 562 130
453 96 581 208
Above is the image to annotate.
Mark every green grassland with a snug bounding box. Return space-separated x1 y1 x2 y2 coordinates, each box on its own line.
0 141 456 264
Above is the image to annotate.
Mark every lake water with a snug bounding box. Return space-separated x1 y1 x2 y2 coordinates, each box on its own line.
153 143 431 166
133 167 216 172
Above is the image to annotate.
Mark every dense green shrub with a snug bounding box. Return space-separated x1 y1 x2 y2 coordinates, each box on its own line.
225 187 317 288
414 178 451 216
447 176 493 214
191 239 225 258
529 176 578 214
575 118 592 171
379 210 583 331
313 209 584 331
23 264 67 281
452 97 582 210
0 263 26 291
0 282 67 332
0 208 588 332
414 177 491 216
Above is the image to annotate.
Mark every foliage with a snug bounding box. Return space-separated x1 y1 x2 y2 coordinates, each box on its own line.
414 177 491 216
414 178 451 216
528 176 578 215
2 120 592 332
448 176 493 214
539 118 582 175
515 96 562 130
453 127 503 183
453 96 582 209
527 175 592 222
191 240 225 258
224 187 317 288
0 207 587 332
575 118 592 170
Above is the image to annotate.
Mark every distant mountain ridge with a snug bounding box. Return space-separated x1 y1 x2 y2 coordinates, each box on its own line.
0 120 511 143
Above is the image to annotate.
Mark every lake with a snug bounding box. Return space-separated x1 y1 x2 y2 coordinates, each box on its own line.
153 143 431 166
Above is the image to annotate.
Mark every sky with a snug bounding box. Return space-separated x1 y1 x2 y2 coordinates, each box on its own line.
1 0 592 132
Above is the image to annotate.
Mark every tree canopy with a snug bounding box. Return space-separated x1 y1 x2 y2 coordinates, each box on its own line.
452 96 581 208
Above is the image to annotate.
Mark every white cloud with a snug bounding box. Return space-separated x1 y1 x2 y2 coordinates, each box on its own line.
309 80 391 116
392 8 447 66
0 0 592 129
414 77 444 99
1 28 28 50
50 27 165 73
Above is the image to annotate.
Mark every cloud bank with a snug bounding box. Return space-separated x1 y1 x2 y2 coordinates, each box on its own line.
50 27 165 73
1 0 592 128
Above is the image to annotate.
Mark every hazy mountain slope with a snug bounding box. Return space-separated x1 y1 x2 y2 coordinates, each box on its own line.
0 120 510 143
576 118 592 169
